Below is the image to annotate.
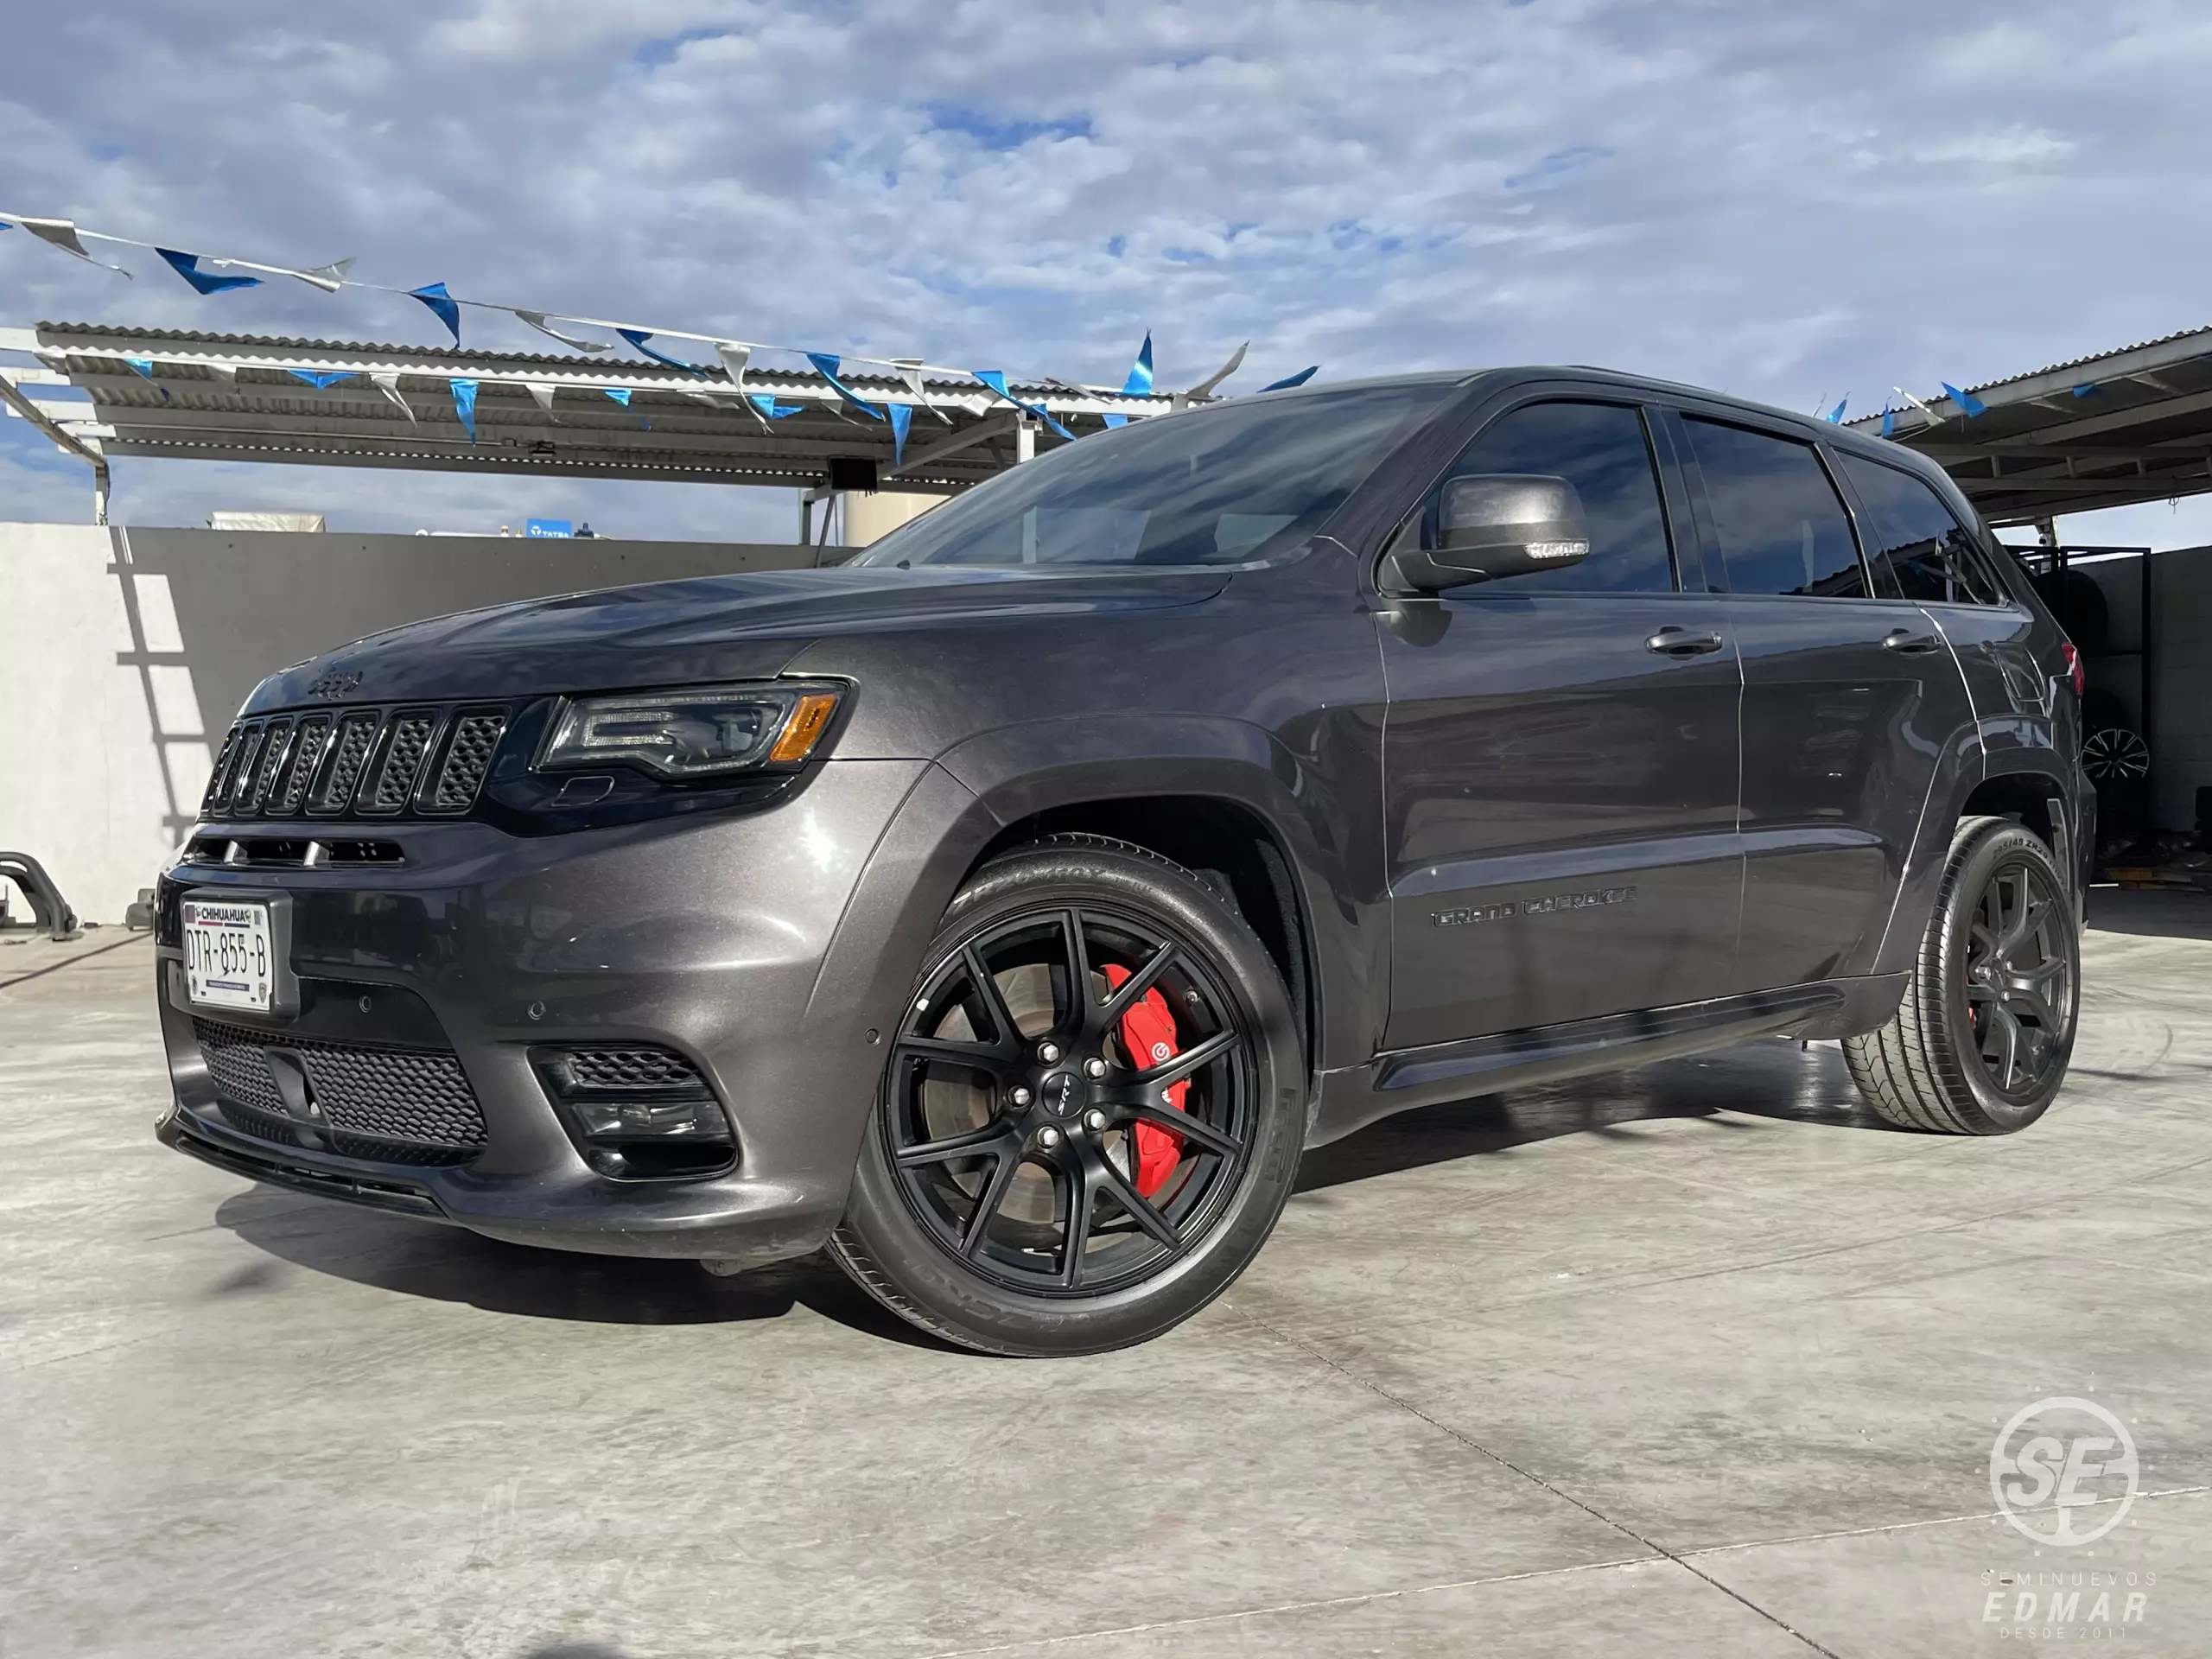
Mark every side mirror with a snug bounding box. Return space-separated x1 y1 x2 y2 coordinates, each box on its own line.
1383 474 1592 593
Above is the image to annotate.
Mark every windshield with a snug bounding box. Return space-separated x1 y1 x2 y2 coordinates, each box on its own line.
852 381 1456 568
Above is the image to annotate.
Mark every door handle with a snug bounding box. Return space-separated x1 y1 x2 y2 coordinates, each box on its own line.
1883 628 1942 655
1645 626 1725 657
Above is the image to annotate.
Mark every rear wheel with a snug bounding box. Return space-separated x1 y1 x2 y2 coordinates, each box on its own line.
830 835 1305 1355
1844 817 2079 1134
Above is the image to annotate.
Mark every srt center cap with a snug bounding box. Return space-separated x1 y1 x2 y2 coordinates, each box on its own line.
1042 1071 1082 1117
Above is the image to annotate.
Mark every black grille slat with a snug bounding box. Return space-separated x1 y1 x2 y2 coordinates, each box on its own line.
363 713 439 815
428 712 507 812
201 726 243 814
240 717 295 814
193 1018 487 1161
271 715 334 815
220 724 268 814
312 713 382 816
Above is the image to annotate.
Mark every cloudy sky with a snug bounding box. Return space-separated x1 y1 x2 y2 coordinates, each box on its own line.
4 0 2211 546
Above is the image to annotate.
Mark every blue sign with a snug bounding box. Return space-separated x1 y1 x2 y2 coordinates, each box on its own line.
525 518 573 538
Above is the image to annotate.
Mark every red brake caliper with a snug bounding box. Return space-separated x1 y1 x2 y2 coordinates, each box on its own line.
1101 963 1189 1197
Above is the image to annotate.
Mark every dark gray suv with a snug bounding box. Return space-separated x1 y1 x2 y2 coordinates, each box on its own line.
156 368 2091 1354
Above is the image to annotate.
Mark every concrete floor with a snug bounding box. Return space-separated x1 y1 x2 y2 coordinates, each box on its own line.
4 893 2210 1658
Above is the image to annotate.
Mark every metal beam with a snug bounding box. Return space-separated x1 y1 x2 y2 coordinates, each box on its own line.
887 410 1017 480
0 370 109 524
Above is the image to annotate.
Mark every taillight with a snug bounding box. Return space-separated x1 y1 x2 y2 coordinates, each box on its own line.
2060 642 2084 696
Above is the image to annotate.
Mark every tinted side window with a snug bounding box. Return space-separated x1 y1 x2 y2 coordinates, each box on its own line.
1681 418 1866 597
1836 453 2005 606
1431 401 1674 594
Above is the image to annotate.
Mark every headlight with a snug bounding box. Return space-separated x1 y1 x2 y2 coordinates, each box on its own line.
536 683 842 779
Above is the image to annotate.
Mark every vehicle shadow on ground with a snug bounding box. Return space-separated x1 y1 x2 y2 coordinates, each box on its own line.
212 1190 936 1343
214 1039 1883 1332
2085 887 2212 940
1295 1038 1895 1193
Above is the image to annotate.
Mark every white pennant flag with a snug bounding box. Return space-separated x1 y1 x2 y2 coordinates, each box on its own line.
206 364 237 386
514 310 611 353
892 358 950 423
13 216 132 277
288 257 357 294
715 343 752 391
524 382 558 415
370 372 415 422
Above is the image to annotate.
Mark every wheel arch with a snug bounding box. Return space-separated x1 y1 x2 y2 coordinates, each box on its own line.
934 715 1382 1082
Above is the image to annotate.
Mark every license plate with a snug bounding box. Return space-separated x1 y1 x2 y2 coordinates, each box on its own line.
181 899 276 1012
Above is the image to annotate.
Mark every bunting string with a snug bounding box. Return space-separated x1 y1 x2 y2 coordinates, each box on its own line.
0 208 1315 429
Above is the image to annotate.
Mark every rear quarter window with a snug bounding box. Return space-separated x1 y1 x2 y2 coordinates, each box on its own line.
1835 452 2008 606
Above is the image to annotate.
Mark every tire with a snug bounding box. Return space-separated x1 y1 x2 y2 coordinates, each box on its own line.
1844 817 2080 1134
830 834 1306 1356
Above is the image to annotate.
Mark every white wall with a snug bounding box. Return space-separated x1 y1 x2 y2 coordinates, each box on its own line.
0 524 817 923
0 523 187 927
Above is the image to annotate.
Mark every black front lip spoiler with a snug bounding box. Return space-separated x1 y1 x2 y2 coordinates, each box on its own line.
157 1109 449 1221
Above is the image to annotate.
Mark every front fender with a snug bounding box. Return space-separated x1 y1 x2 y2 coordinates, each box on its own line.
935 715 1385 1075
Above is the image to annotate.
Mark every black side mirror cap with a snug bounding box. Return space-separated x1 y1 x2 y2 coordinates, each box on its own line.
1382 474 1592 593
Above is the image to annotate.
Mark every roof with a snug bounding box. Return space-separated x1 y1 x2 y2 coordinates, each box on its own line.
0 321 1180 494
1842 325 2212 524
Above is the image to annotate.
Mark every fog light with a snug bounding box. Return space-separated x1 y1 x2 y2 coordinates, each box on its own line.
533 1045 736 1179
574 1096 727 1139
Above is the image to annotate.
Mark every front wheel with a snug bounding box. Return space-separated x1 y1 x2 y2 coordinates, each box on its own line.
830 835 1306 1356
1844 816 2080 1134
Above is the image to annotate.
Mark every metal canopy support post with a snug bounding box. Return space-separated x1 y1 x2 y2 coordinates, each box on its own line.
0 369 109 524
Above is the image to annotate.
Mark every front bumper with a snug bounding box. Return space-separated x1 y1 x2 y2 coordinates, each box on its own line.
155 757 972 1264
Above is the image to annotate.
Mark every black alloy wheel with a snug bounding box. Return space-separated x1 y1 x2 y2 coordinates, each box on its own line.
1961 857 2073 1099
1844 817 2080 1135
831 836 1305 1355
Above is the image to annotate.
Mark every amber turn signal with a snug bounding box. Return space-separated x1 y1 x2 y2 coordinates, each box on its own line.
769 692 839 763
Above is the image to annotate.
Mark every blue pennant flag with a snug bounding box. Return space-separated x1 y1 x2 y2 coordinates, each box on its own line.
804 353 885 419
747 392 803 420
1261 366 1319 392
449 377 478 442
2072 383 2098 398
1105 331 1155 429
156 248 262 296
121 355 170 402
618 329 706 375
887 400 913 469
971 369 1075 442
1121 333 1154 396
1825 396 1847 423
1880 405 1896 437
410 283 461 346
1940 381 1987 417
604 388 632 406
286 369 353 390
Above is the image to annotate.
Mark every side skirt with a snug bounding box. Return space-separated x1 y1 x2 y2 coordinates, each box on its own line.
1305 974 1908 1148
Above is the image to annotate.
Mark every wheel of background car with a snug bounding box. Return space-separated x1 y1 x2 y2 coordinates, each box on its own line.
1842 817 2079 1135
2081 726 2151 781
830 834 1305 1356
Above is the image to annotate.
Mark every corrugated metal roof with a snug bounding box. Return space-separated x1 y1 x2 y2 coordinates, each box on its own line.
1962 323 2212 395
26 320 1118 398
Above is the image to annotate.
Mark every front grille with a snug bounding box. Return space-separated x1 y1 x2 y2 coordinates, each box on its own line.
193 1018 488 1164
204 702 512 822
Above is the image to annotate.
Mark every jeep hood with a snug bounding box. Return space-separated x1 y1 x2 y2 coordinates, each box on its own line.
248 563 1231 710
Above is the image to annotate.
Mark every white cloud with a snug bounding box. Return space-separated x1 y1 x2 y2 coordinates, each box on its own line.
1 0 2208 547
